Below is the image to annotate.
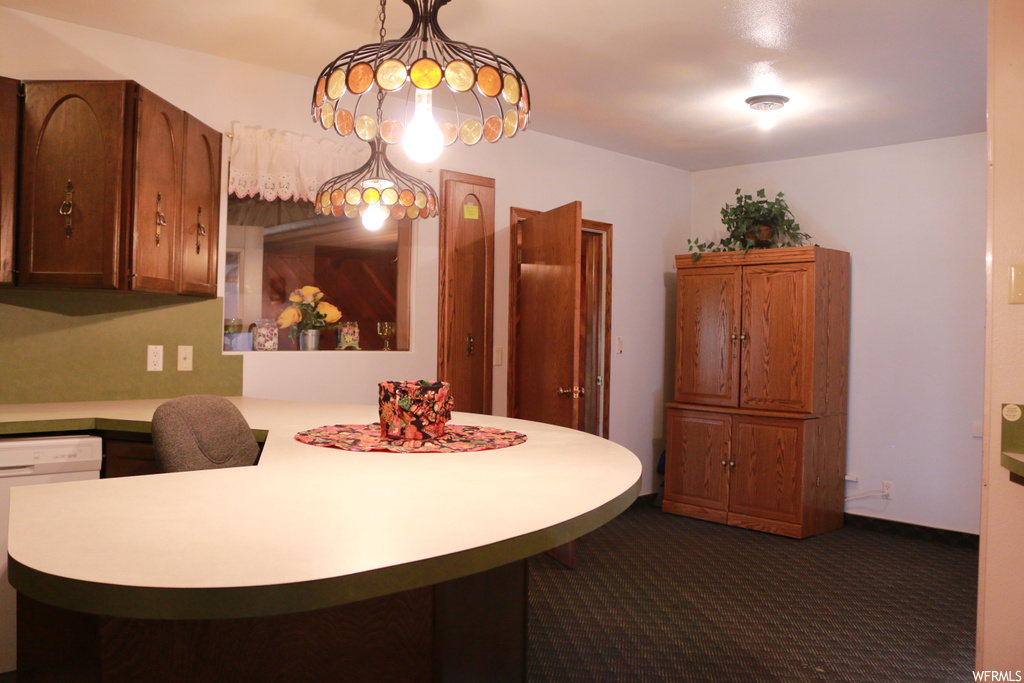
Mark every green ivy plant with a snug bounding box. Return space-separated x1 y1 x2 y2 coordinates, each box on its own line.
687 188 812 260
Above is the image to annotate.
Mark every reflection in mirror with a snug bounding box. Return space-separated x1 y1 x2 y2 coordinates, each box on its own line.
225 194 411 351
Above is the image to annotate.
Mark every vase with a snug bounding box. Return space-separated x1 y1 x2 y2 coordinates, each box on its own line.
253 318 278 351
299 329 320 351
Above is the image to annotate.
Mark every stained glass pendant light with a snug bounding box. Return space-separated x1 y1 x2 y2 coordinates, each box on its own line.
313 139 438 230
311 0 531 164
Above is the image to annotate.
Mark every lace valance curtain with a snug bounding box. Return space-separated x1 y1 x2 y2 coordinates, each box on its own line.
227 122 365 203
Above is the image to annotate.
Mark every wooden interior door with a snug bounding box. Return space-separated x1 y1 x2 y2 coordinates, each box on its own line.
674 266 741 406
511 201 584 429
438 171 494 415
740 263 814 412
580 223 613 439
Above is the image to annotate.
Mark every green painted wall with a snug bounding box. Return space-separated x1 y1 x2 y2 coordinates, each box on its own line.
0 290 242 404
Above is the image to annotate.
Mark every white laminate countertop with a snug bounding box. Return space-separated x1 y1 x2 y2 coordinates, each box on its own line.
2 398 642 619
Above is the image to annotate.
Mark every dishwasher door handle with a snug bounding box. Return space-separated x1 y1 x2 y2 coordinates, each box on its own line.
0 466 37 477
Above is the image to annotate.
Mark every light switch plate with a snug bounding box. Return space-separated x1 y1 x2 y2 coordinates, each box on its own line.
177 345 193 372
1009 265 1024 303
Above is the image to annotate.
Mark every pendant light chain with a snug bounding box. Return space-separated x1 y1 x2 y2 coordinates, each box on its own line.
376 0 387 124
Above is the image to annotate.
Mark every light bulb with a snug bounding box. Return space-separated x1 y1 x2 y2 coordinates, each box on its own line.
403 89 444 163
757 110 778 130
362 203 389 231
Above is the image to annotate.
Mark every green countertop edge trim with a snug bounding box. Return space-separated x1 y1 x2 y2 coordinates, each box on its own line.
8 475 641 620
1001 452 1024 478
0 417 268 443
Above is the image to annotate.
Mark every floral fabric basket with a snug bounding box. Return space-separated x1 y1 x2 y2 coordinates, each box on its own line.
378 380 454 440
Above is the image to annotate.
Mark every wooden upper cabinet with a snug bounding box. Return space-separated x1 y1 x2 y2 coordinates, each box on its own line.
131 88 184 294
674 247 849 415
178 115 220 297
17 80 220 297
19 81 133 289
0 76 17 285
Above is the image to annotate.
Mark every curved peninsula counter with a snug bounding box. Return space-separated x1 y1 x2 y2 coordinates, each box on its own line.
2 398 642 681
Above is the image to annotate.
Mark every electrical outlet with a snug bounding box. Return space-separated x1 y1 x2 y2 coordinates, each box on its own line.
147 345 163 372
493 346 504 367
177 345 193 372
882 480 893 499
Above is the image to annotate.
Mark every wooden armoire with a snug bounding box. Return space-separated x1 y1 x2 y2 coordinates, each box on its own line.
663 246 850 538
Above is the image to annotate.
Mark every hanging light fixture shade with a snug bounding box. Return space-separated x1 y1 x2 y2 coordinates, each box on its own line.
314 139 438 228
311 0 531 158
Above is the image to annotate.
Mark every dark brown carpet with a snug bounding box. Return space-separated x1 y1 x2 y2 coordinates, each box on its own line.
527 501 977 682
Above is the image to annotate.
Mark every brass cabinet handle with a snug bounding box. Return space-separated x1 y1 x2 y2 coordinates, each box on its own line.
59 180 74 238
557 387 586 398
155 192 167 246
195 206 206 254
466 332 474 356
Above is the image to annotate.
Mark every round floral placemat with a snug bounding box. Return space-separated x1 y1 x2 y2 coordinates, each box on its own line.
295 423 528 453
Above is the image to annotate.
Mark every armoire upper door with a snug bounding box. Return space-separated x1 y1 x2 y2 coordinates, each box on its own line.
739 262 815 412
674 265 741 407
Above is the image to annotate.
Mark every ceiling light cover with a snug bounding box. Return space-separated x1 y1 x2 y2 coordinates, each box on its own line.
314 140 438 223
745 94 789 111
311 0 531 151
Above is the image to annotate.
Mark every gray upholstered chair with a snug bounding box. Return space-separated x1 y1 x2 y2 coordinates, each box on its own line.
151 395 261 473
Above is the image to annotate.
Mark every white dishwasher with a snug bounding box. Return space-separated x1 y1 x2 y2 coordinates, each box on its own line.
0 435 103 674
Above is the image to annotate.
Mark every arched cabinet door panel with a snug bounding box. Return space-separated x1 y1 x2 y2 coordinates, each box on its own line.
19 81 131 289
179 115 221 297
131 89 184 294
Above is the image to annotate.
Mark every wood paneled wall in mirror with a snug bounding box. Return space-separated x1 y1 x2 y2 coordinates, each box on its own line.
225 194 411 351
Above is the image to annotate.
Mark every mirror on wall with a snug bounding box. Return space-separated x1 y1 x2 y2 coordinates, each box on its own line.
223 194 411 351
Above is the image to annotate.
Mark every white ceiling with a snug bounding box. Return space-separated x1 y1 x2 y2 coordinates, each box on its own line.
0 0 987 171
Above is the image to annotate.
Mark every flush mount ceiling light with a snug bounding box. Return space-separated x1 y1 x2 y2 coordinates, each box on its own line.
311 0 531 164
314 139 438 231
745 94 789 111
745 94 789 131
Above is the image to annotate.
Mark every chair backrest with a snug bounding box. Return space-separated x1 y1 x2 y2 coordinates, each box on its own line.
151 395 260 473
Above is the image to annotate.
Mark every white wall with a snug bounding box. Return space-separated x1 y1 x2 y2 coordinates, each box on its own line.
691 134 987 533
0 7 691 495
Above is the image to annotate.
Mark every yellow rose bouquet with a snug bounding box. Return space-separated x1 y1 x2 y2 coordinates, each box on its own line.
277 286 342 341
